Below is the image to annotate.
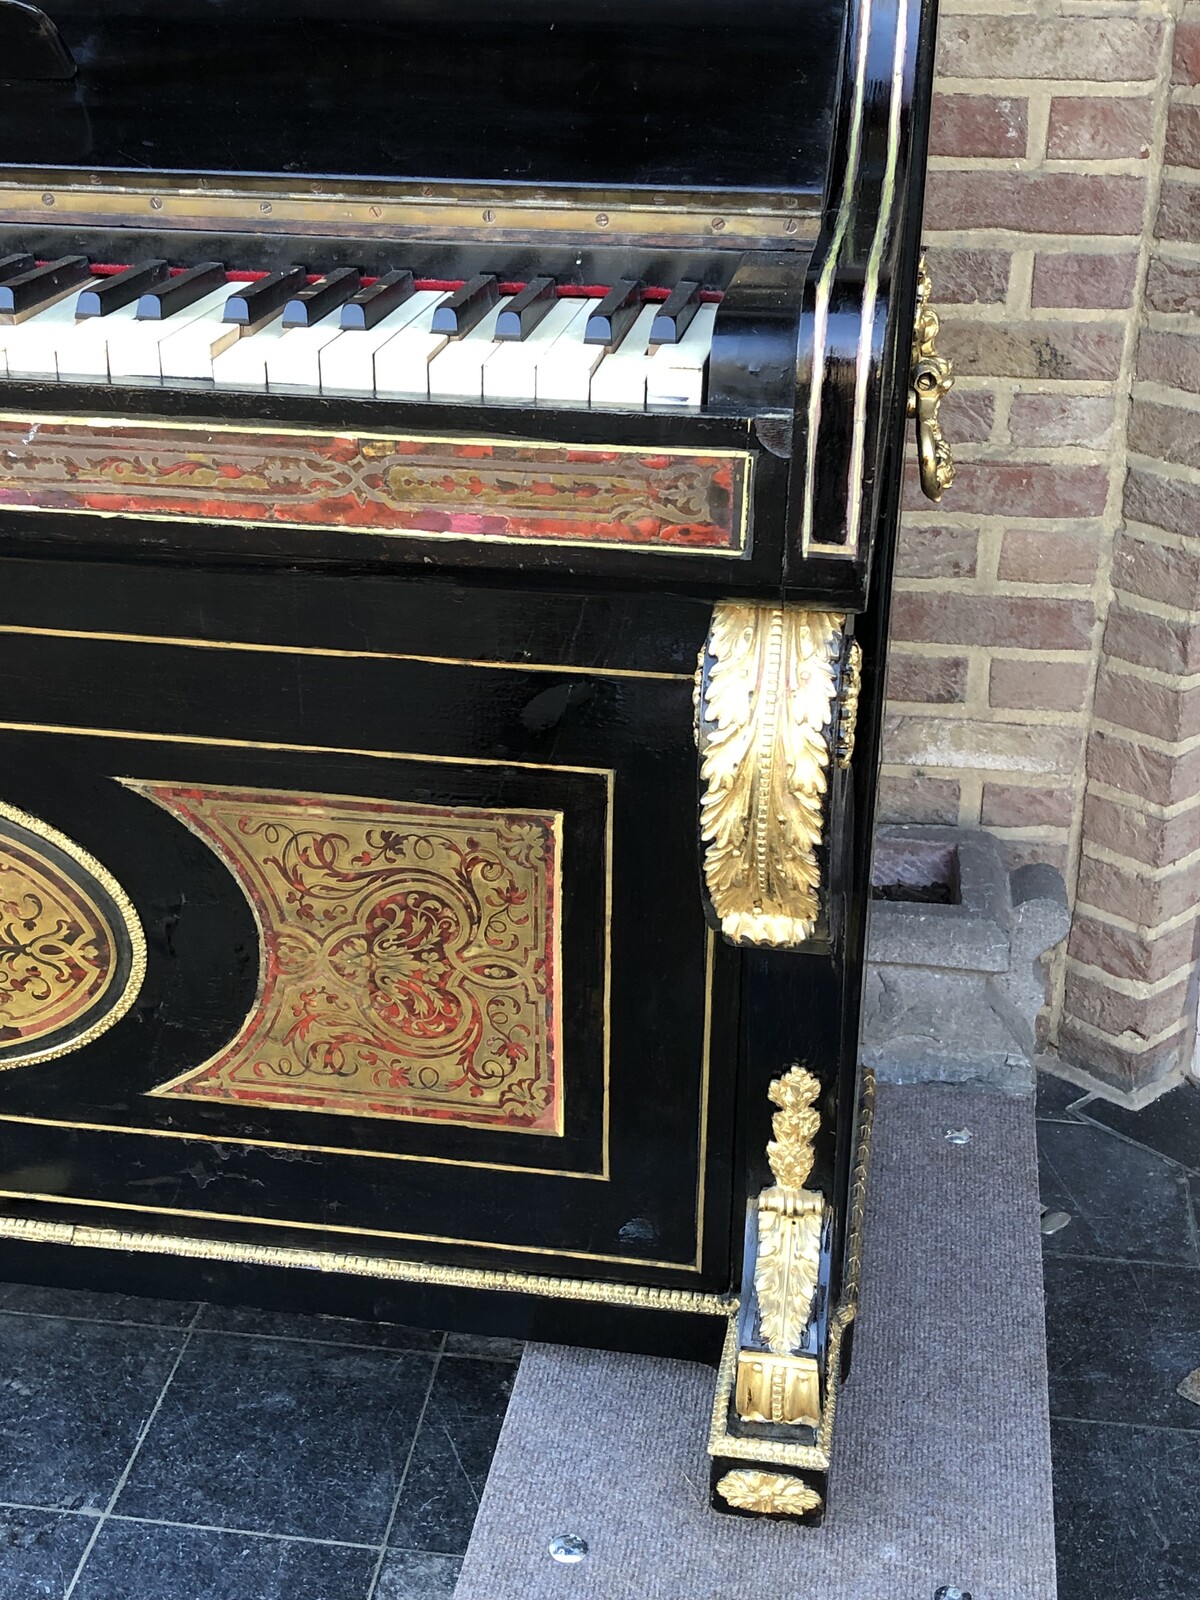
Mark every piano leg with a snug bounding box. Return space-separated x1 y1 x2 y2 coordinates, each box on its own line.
694 601 871 1522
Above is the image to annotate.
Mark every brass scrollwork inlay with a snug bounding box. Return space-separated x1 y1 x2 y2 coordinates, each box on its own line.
696 605 844 948
716 1469 822 1517
908 255 956 503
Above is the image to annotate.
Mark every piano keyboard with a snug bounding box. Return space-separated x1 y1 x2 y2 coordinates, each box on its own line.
0 256 719 410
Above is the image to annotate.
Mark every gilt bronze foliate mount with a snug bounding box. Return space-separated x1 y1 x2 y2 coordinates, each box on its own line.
909 254 956 503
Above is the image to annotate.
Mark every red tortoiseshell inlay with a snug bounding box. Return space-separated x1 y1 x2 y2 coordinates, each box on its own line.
125 783 565 1133
0 417 750 553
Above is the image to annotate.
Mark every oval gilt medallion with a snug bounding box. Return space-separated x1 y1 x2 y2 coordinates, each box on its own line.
0 801 146 1067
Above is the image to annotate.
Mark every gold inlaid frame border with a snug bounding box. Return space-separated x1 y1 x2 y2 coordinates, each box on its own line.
0 799 148 1068
0 411 754 560
0 719 718 1275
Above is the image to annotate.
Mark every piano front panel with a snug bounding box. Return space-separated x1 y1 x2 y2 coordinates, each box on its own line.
0 561 738 1299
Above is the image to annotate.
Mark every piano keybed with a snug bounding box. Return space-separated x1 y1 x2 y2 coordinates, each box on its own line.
0 254 721 410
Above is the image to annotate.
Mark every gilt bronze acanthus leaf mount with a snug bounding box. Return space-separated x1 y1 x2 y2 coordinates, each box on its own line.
695 604 845 949
716 1468 823 1518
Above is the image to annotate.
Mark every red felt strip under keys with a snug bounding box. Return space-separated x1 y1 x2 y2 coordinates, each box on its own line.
51 262 722 302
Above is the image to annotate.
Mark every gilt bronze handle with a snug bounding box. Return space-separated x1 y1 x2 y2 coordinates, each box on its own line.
908 255 955 502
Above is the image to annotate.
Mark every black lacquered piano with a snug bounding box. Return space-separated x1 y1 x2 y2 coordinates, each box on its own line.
0 0 951 1521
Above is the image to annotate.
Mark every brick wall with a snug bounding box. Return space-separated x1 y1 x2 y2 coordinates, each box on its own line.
882 0 1199 1095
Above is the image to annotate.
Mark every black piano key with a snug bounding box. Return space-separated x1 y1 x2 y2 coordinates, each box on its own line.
76 259 169 319
136 261 226 320
340 270 415 331
0 254 35 285
584 279 644 349
495 277 556 341
430 274 500 338
0 255 90 318
649 281 701 346
223 265 307 328
281 267 361 329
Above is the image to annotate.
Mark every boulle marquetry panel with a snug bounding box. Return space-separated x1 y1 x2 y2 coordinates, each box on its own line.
0 416 750 554
128 783 563 1132
0 801 145 1067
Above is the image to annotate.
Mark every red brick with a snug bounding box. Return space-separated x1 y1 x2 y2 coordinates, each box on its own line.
997 526 1102 585
937 18 1163 81
876 771 962 826
981 781 1076 828
894 523 979 580
945 319 1125 381
1104 603 1200 677
886 651 969 706
930 93 1027 158
1047 97 1155 161
1075 852 1200 926
1166 103 1200 169
1136 329 1200 392
1082 792 1200 871
894 592 1095 651
1174 19 1200 85
1008 393 1115 448
1112 532 1200 610
937 462 1109 520
925 172 1146 236
1157 180 1200 245
1094 668 1200 745
1068 911 1200 985
1058 1016 1188 1094
1128 398 1200 473
998 838 1070 878
922 247 1010 306
1087 729 1200 809
989 658 1091 712
1031 252 1139 310
1124 466 1200 540
1146 254 1200 316
1062 969 1193 1044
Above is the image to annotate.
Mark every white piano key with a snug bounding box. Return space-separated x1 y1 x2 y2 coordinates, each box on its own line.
54 303 141 379
266 308 346 391
645 303 718 408
372 298 453 398
0 282 100 377
158 294 245 381
426 298 512 400
318 289 444 395
481 296 590 404
211 313 291 390
532 299 606 403
588 302 659 409
107 285 232 379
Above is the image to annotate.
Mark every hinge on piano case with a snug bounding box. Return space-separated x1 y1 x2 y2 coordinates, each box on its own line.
908 255 956 503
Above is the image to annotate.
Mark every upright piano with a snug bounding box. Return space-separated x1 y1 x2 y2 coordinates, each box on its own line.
0 0 951 1521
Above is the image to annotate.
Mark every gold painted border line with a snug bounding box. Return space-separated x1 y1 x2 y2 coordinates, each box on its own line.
0 627 694 684
0 1186 701 1273
0 1213 732 1317
0 411 752 559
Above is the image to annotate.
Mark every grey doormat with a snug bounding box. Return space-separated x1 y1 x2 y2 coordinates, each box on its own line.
455 1083 1056 1600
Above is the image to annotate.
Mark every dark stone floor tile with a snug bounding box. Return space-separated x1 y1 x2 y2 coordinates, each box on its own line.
1044 1256 1200 1431
1082 1083 1200 1176
73 1520 378 1600
1052 1419 1200 1600
387 1356 515 1556
0 1316 184 1511
0 1280 197 1328
1035 1072 1091 1122
443 1331 524 1361
0 1506 96 1598
194 1303 443 1352
115 1333 435 1544
1037 1119 1197 1264
376 1549 462 1598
